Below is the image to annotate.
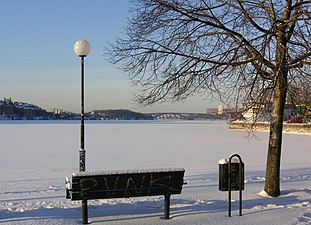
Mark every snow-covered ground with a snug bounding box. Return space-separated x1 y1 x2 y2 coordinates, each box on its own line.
0 120 310 224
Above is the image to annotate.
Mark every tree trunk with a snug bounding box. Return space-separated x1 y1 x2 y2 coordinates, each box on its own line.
264 70 287 197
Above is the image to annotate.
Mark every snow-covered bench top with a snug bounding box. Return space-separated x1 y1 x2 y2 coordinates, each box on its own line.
72 168 185 177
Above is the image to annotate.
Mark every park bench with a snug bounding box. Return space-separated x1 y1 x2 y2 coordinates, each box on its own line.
66 168 186 224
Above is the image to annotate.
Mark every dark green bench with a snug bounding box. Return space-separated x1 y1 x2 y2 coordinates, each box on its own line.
66 168 185 224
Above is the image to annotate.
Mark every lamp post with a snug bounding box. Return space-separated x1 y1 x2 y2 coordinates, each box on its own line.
74 39 91 224
74 39 91 172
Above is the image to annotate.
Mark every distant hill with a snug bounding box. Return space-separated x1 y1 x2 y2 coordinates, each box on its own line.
0 98 52 119
87 109 229 121
0 97 230 121
88 109 153 120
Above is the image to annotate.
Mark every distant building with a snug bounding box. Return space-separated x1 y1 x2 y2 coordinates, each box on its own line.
207 105 230 115
206 107 218 114
217 105 223 115
206 105 224 115
242 104 271 122
4 97 12 102
53 108 63 115
241 103 302 123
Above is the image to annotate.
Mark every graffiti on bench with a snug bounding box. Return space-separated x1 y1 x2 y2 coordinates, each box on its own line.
74 173 182 198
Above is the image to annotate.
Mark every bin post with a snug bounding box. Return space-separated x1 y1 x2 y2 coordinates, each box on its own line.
228 154 243 217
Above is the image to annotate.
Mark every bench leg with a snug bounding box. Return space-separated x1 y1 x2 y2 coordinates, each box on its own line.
164 194 171 219
82 199 88 224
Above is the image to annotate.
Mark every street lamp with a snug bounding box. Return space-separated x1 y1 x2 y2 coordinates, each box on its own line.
74 39 91 224
74 39 91 172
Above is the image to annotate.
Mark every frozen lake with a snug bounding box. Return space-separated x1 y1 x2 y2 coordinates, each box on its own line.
0 120 310 174
0 120 311 224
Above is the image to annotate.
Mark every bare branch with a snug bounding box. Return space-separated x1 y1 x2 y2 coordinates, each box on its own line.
107 0 311 107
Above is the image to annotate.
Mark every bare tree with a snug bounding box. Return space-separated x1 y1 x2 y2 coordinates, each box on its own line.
288 75 311 106
108 0 311 197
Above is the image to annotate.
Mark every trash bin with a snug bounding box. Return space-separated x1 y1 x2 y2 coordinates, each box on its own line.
219 154 245 217
218 158 244 191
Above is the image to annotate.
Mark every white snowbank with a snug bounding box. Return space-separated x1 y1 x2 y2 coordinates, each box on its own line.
257 189 272 198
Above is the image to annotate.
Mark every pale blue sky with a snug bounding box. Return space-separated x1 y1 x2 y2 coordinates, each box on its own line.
0 0 215 113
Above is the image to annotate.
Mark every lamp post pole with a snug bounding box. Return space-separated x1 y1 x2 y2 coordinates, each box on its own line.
74 39 91 224
80 55 86 172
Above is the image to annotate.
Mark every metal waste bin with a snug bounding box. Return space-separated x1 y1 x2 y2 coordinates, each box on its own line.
218 154 244 217
219 158 244 191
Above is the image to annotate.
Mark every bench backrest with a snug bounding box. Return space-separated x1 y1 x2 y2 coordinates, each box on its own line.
70 169 185 200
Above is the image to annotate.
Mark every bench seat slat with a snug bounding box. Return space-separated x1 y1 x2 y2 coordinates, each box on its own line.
71 187 182 200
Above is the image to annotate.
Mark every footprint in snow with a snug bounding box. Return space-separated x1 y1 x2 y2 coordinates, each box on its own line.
296 213 311 224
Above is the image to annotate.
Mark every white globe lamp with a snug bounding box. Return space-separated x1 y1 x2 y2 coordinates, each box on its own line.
74 39 91 57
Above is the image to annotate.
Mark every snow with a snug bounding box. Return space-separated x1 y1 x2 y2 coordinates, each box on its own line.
0 120 311 224
218 158 228 164
72 168 185 177
258 190 272 198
